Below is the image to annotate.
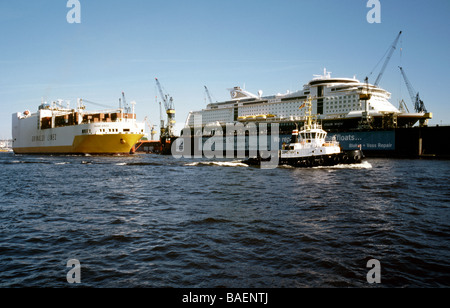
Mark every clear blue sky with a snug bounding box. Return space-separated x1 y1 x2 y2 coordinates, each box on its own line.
1 0 449 139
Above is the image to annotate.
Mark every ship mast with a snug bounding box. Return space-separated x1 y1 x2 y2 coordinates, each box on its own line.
303 96 313 130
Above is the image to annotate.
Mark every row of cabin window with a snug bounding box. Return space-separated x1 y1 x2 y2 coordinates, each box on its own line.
301 132 326 140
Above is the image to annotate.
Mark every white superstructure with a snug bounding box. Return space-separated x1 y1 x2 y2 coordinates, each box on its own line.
186 69 430 129
12 99 145 155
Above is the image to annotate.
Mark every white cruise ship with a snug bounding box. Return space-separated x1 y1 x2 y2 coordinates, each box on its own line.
12 99 145 155
185 69 432 132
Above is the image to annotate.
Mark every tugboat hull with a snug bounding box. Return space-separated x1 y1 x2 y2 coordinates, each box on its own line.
244 150 364 168
279 150 363 167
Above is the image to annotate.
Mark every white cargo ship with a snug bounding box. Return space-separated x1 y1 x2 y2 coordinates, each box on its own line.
12 99 145 155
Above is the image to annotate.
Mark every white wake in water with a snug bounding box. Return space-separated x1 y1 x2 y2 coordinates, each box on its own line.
185 160 249 168
313 160 373 169
185 160 372 169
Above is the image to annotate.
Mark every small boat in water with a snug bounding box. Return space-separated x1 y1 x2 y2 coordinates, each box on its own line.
244 97 364 168
0 140 12 153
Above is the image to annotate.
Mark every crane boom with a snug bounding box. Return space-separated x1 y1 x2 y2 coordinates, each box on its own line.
155 78 167 109
204 86 214 104
155 78 176 137
374 31 402 86
155 78 174 110
122 92 131 113
79 99 112 109
399 67 416 105
399 66 427 113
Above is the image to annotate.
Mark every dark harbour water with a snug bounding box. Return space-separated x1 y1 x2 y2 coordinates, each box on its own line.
0 152 449 288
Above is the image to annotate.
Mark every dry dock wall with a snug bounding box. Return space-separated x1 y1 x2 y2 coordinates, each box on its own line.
318 126 450 158
394 126 450 159
167 126 450 159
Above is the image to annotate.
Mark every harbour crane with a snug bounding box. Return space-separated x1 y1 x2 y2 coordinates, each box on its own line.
143 116 157 140
155 78 176 137
399 66 427 113
121 91 131 113
204 86 215 104
358 77 373 129
159 101 165 138
368 31 402 87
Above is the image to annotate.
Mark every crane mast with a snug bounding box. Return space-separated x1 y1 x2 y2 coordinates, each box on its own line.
155 78 176 137
399 66 427 113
